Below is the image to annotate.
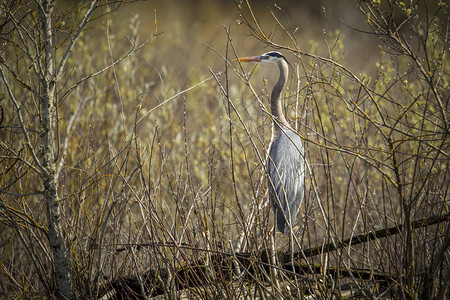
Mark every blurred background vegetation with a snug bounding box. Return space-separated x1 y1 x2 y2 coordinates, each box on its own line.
1 0 448 298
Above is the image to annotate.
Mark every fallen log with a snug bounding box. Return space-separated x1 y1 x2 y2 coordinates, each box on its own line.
100 212 449 299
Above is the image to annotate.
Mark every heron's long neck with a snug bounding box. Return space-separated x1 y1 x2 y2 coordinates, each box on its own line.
271 60 289 132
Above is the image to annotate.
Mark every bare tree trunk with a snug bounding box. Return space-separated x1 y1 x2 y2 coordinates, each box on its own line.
39 0 75 298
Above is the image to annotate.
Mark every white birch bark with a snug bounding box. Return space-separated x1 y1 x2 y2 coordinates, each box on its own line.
39 1 75 298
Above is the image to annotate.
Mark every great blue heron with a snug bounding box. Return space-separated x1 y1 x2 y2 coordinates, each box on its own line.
237 52 305 234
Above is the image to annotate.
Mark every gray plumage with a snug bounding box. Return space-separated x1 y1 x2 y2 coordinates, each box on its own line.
268 127 305 233
237 51 305 234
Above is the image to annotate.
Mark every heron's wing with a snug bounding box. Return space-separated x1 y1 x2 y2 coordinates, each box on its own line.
268 130 305 233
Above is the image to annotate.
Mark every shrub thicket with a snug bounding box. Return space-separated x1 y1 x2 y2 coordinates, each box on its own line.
0 0 448 298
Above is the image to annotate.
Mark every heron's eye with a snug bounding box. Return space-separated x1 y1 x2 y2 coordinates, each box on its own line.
266 56 270 59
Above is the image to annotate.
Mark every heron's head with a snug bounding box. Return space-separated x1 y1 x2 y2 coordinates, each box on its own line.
235 51 288 65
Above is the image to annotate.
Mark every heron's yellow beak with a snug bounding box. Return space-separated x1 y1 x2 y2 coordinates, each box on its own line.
235 56 262 62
